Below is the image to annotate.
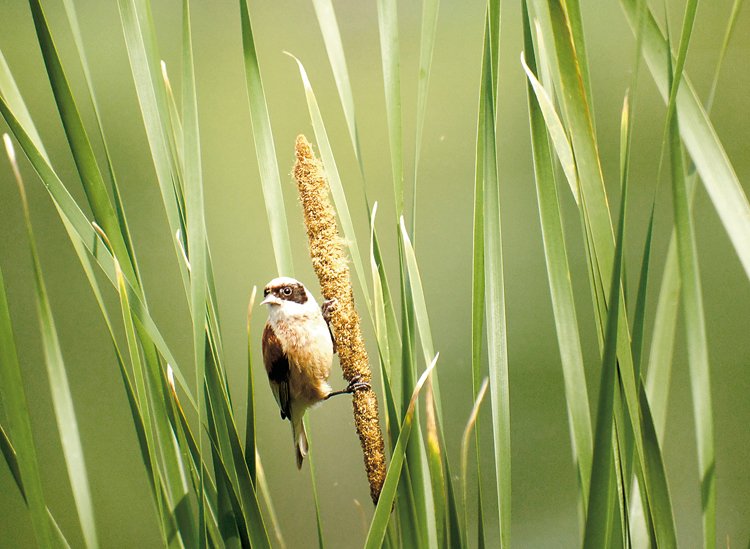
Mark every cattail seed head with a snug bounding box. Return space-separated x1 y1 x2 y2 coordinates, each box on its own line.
293 134 386 503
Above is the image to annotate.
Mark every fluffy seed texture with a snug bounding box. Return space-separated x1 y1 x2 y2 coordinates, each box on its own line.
293 134 386 504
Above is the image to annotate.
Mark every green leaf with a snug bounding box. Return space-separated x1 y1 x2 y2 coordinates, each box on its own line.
364 356 439 549
5 136 99 549
477 5 510 545
664 7 715 541
286 55 369 304
460 378 489 548
238 0 294 276
0 263 52 547
376 0 404 214
412 0 440 225
522 3 592 515
0 93 197 410
116 0 190 295
39 0 140 281
310 0 364 176
620 0 750 282
583 139 628 549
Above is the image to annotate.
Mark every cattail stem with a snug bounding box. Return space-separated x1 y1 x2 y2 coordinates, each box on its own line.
293 134 386 504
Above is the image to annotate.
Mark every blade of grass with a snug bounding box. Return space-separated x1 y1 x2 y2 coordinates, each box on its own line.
285 55 368 301
28 0 137 283
411 0 440 228
0 264 52 547
116 0 191 295
522 2 592 517
310 0 364 176
460 378 489 549
583 140 628 549
255 454 286 549
180 1 208 543
478 5 510 544
5 135 99 549
620 0 750 282
665 32 715 549
304 418 325 549
0 425 72 548
238 0 293 276
364 355 439 549
244 287 258 482
376 0 404 215
0 94 197 409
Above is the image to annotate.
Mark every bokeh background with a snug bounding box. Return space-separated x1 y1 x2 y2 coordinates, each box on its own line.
0 0 748 546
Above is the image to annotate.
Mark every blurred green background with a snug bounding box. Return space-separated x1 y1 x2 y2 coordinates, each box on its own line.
0 0 748 546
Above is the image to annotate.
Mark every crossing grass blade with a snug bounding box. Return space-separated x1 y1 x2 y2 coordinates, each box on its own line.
477 4 511 545
5 136 100 549
116 0 191 296
522 2 592 516
0 91 197 409
28 0 137 284
238 0 294 276
619 0 750 282
663 8 715 541
0 425 72 548
285 55 368 300
310 0 364 175
364 356 439 549
583 142 628 549
0 264 52 547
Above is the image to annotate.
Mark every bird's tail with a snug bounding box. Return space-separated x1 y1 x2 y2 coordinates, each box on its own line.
292 417 308 469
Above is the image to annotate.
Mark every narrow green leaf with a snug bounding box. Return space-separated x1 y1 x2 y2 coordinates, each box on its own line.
478 6 510 545
0 94 197 409
5 135 99 549
460 378 489 548
255 455 286 549
0 425 72 548
238 0 293 276
620 0 750 282
304 418 326 549
376 0 404 214
364 356 439 549
181 2 208 543
412 0 440 226
286 55 369 300
116 0 191 296
665 25 715 547
310 0 364 176
0 263 52 547
706 0 745 112
583 144 628 549
522 3 592 514
245 287 258 482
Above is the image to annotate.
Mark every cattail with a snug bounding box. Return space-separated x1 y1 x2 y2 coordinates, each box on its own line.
293 134 386 504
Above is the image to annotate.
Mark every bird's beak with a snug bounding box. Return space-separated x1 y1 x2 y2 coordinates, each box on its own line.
261 295 281 306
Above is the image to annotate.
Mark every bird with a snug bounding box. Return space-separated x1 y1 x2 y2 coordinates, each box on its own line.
261 277 369 468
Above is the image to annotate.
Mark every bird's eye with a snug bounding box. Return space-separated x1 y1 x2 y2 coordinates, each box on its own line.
263 288 269 297
282 287 292 296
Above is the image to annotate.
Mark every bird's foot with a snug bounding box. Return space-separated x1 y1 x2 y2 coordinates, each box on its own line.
325 375 371 400
321 298 338 323
346 374 371 393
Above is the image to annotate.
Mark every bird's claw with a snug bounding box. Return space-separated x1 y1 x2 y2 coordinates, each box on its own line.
321 298 338 322
347 374 371 393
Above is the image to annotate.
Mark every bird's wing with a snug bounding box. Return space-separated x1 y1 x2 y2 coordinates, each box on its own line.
262 323 291 420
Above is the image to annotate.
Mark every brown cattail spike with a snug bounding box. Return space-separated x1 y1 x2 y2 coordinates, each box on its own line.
293 134 386 504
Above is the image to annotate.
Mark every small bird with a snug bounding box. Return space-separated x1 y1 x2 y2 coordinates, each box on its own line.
261 277 368 468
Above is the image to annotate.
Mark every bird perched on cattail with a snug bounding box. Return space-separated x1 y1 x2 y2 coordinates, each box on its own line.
261 277 369 468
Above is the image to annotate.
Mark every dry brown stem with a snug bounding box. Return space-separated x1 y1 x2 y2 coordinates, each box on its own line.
293 134 386 504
